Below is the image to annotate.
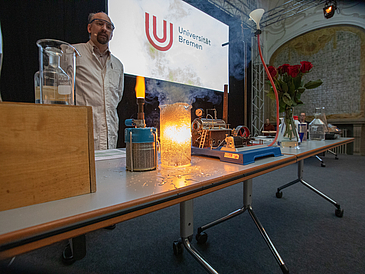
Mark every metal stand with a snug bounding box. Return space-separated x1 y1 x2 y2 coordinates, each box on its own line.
315 155 326 167
195 180 289 274
327 149 339 159
173 200 219 274
276 160 344 217
316 149 339 167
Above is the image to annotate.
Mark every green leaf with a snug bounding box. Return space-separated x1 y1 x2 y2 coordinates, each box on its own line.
266 89 276 101
297 87 305 93
304 79 323 89
282 92 292 106
281 81 288 93
288 81 295 95
279 101 286 113
293 75 302 89
295 92 302 101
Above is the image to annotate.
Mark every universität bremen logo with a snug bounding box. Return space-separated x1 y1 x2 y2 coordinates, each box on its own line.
145 12 173 51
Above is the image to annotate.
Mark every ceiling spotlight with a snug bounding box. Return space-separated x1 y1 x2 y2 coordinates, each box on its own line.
323 0 337 19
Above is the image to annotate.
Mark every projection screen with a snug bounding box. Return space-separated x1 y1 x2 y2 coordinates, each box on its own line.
108 0 229 92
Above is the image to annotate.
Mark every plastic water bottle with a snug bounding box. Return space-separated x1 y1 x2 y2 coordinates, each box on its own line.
293 116 300 143
277 118 286 146
298 123 307 142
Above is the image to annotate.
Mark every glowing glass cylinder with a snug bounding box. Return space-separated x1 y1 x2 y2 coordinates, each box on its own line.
160 103 192 167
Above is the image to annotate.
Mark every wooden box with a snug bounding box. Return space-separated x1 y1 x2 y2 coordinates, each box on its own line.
0 102 96 211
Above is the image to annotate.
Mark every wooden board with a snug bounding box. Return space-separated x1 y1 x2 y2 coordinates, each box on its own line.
0 102 96 211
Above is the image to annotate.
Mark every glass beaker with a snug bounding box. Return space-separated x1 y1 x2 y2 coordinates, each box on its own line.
159 103 192 167
34 39 80 105
309 108 326 141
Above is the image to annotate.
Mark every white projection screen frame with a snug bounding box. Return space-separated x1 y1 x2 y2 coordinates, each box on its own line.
108 0 229 92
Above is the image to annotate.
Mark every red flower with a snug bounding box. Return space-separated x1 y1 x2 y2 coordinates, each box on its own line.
300 61 313 73
268 66 277 79
278 64 290 75
266 61 322 114
289 65 301 78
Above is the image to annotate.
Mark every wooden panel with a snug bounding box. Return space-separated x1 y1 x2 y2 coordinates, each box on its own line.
0 102 96 211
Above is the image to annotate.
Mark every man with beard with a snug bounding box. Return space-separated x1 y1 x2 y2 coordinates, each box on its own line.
73 12 124 150
63 12 123 264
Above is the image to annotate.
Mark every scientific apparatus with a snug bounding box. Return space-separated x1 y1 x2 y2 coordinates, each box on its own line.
125 76 157 171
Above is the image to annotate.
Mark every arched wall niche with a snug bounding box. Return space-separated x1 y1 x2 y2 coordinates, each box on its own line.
264 2 365 61
266 25 365 124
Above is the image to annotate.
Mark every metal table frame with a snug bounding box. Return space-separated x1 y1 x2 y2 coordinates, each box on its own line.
275 159 343 217
177 180 288 274
177 138 353 274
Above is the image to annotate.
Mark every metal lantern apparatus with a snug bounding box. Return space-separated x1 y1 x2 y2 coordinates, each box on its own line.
125 76 157 171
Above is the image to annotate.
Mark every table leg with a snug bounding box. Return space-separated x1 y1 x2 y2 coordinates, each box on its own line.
195 180 289 274
173 200 218 274
315 155 326 167
327 149 339 159
276 160 344 217
62 234 86 264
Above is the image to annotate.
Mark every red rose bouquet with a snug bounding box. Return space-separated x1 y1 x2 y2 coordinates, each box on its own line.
267 61 322 113
267 61 322 140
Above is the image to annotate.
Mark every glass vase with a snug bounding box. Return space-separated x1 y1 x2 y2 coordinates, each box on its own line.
280 108 299 148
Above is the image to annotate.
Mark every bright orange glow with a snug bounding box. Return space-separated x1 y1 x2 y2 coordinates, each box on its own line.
163 123 191 144
160 103 192 167
223 164 239 172
325 6 332 13
135 76 145 98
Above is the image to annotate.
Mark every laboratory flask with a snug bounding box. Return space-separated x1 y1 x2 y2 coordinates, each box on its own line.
34 39 79 105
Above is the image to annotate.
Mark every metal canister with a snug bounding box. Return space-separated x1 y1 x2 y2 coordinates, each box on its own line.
125 127 157 171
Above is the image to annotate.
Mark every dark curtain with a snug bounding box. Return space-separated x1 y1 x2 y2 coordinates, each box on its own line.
0 0 106 102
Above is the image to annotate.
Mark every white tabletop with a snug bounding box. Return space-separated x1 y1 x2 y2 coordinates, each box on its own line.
0 151 295 239
1 138 354 258
278 138 353 160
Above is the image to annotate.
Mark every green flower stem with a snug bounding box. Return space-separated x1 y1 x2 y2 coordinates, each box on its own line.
284 108 298 141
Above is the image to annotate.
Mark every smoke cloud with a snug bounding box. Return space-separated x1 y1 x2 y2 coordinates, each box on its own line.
145 78 222 106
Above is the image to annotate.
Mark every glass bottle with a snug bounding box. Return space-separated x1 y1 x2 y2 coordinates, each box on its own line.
318 107 328 133
309 108 326 141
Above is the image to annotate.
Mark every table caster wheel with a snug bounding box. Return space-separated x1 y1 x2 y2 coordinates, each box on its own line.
196 231 208 245
276 191 283 198
321 163 326 167
173 240 183 256
335 208 344 218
